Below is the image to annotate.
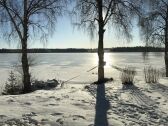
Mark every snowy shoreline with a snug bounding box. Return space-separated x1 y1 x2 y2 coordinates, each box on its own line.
0 75 167 126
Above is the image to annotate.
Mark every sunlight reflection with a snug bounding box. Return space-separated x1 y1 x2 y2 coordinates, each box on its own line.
104 53 113 68
93 53 114 68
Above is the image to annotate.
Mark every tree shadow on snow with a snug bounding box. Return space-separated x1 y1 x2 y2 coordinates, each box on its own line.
122 84 155 106
149 83 168 98
94 83 110 126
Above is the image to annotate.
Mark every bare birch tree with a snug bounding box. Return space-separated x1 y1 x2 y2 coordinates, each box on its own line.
139 0 168 77
73 0 142 82
0 0 67 93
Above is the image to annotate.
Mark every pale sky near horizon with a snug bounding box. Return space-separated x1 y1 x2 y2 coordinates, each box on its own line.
0 16 144 49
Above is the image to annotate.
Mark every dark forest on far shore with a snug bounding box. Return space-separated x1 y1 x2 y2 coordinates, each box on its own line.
0 46 164 53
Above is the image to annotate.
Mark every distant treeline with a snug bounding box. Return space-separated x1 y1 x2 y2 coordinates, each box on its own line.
0 48 89 53
110 46 164 52
0 46 164 53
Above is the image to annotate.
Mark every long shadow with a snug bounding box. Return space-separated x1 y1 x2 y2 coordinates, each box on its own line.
94 83 110 126
122 84 155 106
149 83 168 98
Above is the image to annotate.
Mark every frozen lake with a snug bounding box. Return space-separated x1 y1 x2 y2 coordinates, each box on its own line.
0 52 165 68
0 52 165 88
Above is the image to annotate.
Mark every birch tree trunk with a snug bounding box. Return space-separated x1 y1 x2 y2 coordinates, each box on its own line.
97 0 105 82
22 0 31 93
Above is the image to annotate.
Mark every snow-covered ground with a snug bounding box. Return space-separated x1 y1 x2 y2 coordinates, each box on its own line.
0 67 168 126
0 53 168 125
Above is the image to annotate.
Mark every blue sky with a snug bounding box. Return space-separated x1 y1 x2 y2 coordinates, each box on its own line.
0 16 144 49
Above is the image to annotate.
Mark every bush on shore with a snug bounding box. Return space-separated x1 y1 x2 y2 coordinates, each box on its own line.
2 71 22 95
2 71 60 95
144 66 160 83
120 66 136 85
